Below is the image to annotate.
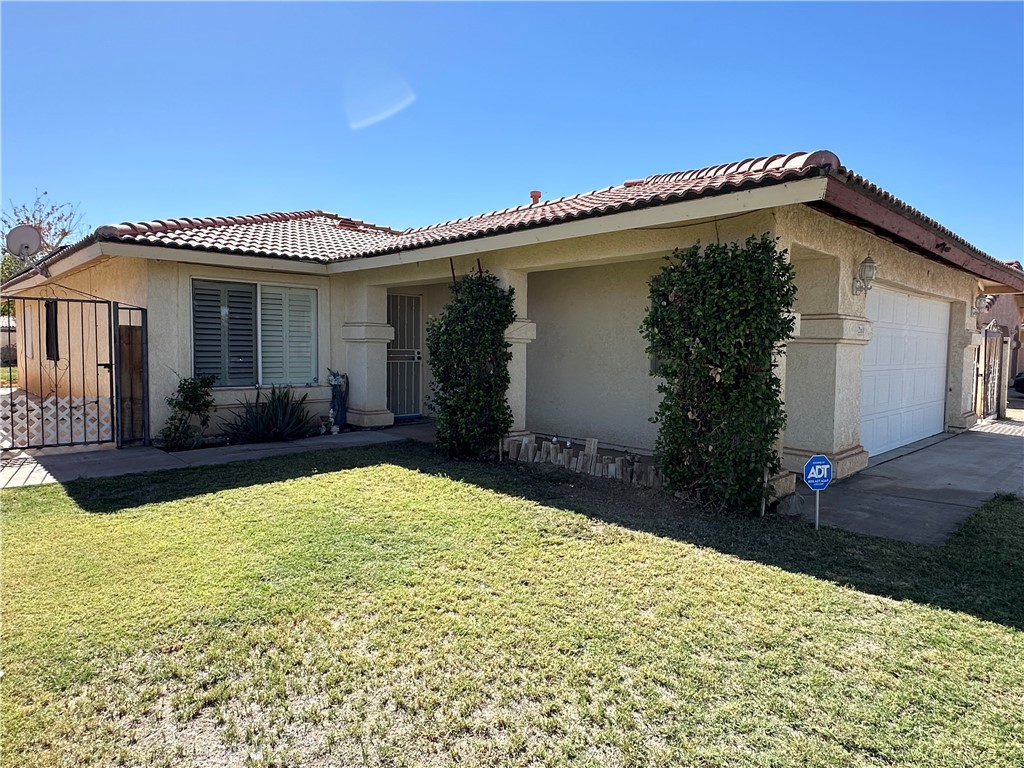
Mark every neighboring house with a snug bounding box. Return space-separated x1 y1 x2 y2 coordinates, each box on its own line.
0 315 15 366
4 150 1024 483
976 263 1024 384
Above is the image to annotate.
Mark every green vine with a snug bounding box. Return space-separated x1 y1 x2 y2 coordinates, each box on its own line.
426 271 516 459
641 234 796 511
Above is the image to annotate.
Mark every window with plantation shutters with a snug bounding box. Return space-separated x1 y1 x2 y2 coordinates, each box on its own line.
192 281 257 386
192 280 317 387
259 286 317 384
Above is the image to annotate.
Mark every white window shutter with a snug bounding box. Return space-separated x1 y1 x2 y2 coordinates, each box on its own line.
259 286 316 385
193 280 256 386
287 288 316 382
225 285 257 384
260 287 287 384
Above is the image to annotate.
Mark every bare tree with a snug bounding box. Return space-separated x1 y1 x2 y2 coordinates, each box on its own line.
3 191 87 255
2 192 88 312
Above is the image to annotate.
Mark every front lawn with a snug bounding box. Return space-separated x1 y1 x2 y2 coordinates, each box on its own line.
2 442 1022 767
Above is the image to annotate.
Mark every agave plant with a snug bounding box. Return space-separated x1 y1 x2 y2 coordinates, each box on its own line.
221 385 312 443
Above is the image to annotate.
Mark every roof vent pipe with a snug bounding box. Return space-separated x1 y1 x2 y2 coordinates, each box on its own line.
530 190 541 205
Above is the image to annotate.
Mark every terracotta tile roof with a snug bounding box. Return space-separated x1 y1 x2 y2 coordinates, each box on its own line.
36 151 839 269
93 210 400 262
378 151 839 256
7 150 1017 289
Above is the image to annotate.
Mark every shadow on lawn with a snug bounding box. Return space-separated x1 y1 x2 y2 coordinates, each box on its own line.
63 440 1024 631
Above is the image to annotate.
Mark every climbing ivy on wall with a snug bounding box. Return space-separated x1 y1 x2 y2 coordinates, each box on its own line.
426 270 516 459
640 234 796 511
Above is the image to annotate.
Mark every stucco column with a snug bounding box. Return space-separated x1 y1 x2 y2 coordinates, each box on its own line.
493 269 536 435
341 283 395 427
783 313 872 478
783 246 871 479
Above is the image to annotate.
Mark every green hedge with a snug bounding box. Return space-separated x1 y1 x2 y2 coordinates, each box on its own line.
641 234 796 511
426 271 516 459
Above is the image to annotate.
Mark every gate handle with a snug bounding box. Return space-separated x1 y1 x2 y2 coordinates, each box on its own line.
97 362 113 369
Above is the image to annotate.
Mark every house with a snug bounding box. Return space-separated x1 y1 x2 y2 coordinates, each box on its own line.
0 316 15 366
3 150 1023 484
976 266 1024 387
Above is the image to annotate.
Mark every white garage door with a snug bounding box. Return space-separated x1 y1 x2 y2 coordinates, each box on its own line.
860 287 949 456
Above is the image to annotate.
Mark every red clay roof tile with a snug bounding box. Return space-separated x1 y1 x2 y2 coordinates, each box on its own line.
16 150 1012 286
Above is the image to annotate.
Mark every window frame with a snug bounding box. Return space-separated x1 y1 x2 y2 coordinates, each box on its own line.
190 277 320 388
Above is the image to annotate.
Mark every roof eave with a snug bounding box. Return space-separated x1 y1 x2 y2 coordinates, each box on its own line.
817 176 1024 294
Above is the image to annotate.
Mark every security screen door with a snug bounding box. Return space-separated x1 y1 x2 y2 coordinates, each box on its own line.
386 294 422 418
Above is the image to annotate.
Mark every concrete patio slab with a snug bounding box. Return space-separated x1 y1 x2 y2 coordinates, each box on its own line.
796 421 1024 544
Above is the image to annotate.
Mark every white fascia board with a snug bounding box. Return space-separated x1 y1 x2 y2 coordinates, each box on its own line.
100 242 331 275
1 241 106 293
328 177 828 274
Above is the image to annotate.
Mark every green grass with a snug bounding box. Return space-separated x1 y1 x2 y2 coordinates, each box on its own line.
0 365 16 386
2 442 1023 767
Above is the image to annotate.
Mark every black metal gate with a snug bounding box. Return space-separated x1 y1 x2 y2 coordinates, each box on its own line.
0 295 149 450
978 328 1003 419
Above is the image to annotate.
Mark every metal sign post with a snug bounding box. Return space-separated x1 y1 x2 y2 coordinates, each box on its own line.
802 454 833 530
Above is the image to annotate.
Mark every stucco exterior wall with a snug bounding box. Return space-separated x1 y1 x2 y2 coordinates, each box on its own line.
777 205 979 476
146 261 334 432
348 209 777 450
12 256 148 400
527 260 662 451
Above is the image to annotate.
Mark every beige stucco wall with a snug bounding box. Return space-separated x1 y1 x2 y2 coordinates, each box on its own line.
6 195 1000 474
348 209 778 450
146 261 334 431
777 205 979 475
527 260 662 451
12 256 148 400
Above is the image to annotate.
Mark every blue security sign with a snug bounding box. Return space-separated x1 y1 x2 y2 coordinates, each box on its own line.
803 454 833 492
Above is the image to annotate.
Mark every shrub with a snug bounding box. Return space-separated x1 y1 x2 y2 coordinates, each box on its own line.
221 385 312 443
640 234 796 511
426 271 516 459
158 374 217 451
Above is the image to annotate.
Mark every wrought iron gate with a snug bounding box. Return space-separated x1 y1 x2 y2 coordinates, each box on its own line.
978 328 1003 419
386 294 423 419
0 295 149 450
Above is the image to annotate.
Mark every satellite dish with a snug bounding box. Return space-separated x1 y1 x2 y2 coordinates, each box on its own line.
5 225 43 261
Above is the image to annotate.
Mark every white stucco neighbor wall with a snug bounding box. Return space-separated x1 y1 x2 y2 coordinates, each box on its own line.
777 205 979 477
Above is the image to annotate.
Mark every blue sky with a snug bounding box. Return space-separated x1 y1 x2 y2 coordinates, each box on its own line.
2 2 1022 261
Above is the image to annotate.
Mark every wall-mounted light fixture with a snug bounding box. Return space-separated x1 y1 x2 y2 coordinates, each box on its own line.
852 256 878 296
972 294 991 316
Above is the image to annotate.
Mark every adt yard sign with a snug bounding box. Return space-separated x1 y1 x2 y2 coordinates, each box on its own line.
803 454 833 530
803 455 832 492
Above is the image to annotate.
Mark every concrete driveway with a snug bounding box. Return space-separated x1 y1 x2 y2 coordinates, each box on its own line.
796 417 1024 544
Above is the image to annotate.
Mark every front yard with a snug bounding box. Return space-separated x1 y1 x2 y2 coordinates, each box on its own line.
2 441 1022 767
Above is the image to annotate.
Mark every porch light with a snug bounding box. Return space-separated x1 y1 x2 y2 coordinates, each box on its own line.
972 294 990 316
852 256 878 296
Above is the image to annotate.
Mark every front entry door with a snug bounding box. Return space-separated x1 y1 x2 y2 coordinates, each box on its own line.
386 294 422 418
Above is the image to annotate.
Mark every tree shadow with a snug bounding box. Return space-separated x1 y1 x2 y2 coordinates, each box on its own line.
61 440 1023 631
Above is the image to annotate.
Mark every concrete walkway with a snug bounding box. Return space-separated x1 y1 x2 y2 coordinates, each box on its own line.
796 418 1024 544
0 425 435 489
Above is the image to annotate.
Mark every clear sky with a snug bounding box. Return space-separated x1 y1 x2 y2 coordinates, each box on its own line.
2 2 1022 261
